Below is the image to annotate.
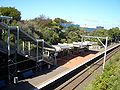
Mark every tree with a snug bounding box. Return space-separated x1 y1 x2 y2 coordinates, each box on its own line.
88 29 108 44
62 25 84 43
50 18 71 33
42 28 59 44
54 18 67 23
108 27 120 42
18 15 89 44
0 7 21 21
34 15 52 28
90 29 107 37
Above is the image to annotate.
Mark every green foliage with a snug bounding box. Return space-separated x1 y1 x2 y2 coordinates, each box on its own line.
54 18 67 23
88 29 109 45
34 15 52 28
63 26 87 43
42 28 59 44
18 15 87 44
50 18 68 33
90 29 108 37
0 7 21 21
85 50 120 90
108 27 120 42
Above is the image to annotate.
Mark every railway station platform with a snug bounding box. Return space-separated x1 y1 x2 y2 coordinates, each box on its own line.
23 43 120 89
1 44 120 90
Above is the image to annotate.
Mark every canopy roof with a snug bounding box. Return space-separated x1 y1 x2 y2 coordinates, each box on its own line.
52 41 96 52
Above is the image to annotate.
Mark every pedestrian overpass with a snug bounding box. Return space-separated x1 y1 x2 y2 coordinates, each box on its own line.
0 16 57 84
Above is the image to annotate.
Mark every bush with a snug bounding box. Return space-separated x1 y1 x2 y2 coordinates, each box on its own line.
85 50 120 90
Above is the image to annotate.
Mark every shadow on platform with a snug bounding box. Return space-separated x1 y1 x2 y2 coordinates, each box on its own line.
80 50 98 57
1 81 39 90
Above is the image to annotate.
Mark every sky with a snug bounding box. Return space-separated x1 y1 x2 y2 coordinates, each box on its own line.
0 0 120 29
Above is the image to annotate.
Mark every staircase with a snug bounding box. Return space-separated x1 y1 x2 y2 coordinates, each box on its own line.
0 19 56 66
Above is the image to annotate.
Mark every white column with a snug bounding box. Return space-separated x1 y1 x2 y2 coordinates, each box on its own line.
42 39 44 59
81 36 84 48
48 64 51 69
8 28 10 56
22 41 25 54
17 26 19 53
36 40 38 61
7 28 11 82
103 37 108 70
28 42 30 56
54 52 57 66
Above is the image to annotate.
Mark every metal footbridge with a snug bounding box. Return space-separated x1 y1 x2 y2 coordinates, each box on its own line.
0 16 56 85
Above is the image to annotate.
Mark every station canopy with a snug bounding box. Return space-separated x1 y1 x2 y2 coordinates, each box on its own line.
52 43 73 52
52 41 97 52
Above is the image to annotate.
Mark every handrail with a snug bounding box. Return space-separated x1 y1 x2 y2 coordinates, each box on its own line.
0 16 12 20
0 22 8 29
19 27 36 42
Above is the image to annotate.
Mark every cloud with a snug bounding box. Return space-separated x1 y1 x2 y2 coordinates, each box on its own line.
83 19 99 23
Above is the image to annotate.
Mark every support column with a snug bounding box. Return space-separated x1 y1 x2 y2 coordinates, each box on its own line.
7 28 11 83
17 26 19 53
54 52 57 66
42 39 44 59
81 36 84 48
8 29 10 56
22 41 25 54
36 40 38 61
48 64 51 69
0 29 2 40
3 29 5 41
103 37 108 70
28 42 30 56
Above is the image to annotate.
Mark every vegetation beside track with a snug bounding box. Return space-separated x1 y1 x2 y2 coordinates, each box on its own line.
85 50 120 90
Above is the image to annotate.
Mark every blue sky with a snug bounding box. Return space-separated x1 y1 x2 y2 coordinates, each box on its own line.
0 0 120 29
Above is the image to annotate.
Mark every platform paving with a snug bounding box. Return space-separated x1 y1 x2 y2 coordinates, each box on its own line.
24 52 95 86
25 66 69 86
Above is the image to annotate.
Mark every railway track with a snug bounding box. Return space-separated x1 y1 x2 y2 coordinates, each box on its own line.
55 45 120 90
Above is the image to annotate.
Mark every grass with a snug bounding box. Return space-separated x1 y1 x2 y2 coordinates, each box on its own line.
85 50 120 90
